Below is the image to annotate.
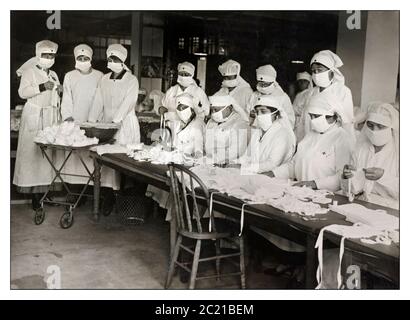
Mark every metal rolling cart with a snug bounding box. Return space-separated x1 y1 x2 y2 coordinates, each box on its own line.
34 142 99 229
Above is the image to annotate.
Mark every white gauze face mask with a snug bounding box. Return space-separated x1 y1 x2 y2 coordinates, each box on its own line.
364 126 392 147
38 57 55 69
211 106 229 123
75 60 92 72
256 83 276 95
222 77 239 88
107 62 124 73
311 114 335 133
312 70 332 88
177 75 194 87
257 110 278 131
176 107 192 123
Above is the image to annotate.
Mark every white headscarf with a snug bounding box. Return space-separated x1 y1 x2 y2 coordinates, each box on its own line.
362 101 399 144
296 71 313 88
176 92 194 109
106 44 130 72
16 40 58 77
252 94 294 136
306 90 347 124
311 50 345 84
209 94 249 121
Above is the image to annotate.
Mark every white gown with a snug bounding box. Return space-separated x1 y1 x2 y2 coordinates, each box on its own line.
214 77 253 112
60 68 104 186
13 66 61 189
238 121 296 173
274 125 352 192
162 83 210 120
341 137 399 209
247 89 296 129
205 112 249 165
88 70 141 190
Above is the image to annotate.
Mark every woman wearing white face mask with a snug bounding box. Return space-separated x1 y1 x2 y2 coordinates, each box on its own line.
213 60 253 112
272 93 352 192
236 95 296 174
297 50 355 142
59 44 104 189
173 93 205 157
205 94 249 165
159 62 209 121
341 102 399 209
13 40 63 211
247 64 295 129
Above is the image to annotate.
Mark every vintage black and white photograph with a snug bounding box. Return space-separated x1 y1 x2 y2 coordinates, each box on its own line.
8 9 399 292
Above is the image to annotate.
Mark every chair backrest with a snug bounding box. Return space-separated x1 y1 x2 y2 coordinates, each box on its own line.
168 163 212 234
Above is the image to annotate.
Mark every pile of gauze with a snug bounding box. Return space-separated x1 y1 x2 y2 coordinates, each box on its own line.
35 121 98 147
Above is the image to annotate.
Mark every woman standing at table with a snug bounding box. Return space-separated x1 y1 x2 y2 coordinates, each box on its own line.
341 102 399 209
13 40 62 211
146 93 205 219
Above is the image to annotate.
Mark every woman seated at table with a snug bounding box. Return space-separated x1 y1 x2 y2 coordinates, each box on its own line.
341 102 399 209
272 92 352 191
146 93 205 219
255 93 352 281
234 95 296 174
205 94 249 165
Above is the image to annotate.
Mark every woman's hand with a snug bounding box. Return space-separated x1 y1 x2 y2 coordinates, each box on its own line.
342 164 356 179
56 84 63 94
294 180 317 189
363 167 384 181
43 81 55 91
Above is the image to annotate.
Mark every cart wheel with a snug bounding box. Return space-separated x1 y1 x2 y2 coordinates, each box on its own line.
34 208 45 225
60 211 74 229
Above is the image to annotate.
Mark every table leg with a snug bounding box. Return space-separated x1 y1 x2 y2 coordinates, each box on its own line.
93 158 101 222
305 233 317 289
169 208 177 259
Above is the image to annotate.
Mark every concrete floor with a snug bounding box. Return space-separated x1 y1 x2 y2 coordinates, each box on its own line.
11 202 289 289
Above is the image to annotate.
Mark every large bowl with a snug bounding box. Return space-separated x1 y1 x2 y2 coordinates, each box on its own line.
80 123 120 143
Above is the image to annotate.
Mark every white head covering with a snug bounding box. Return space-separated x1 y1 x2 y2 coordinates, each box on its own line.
178 62 195 76
311 50 344 84
176 92 194 109
106 44 130 72
209 94 249 121
366 102 399 131
252 95 294 134
16 40 58 76
296 71 311 82
306 91 347 124
74 44 93 60
218 59 241 76
256 65 277 83
106 44 127 62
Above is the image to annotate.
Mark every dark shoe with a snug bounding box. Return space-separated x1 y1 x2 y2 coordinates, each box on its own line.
31 194 41 211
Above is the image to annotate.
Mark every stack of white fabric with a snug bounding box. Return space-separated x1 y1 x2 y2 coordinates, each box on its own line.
34 121 98 147
190 165 332 217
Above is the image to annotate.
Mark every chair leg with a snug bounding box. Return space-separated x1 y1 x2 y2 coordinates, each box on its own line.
215 239 221 280
239 236 246 289
189 240 202 289
165 235 182 289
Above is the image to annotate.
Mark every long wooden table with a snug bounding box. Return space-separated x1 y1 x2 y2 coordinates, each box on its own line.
91 152 399 289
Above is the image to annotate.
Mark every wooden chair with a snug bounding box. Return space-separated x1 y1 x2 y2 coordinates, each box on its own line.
165 163 246 289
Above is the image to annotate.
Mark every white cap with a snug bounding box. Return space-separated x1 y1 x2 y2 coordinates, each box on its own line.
218 59 241 76
106 44 127 62
36 40 58 58
256 65 277 82
177 62 195 76
74 44 93 59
